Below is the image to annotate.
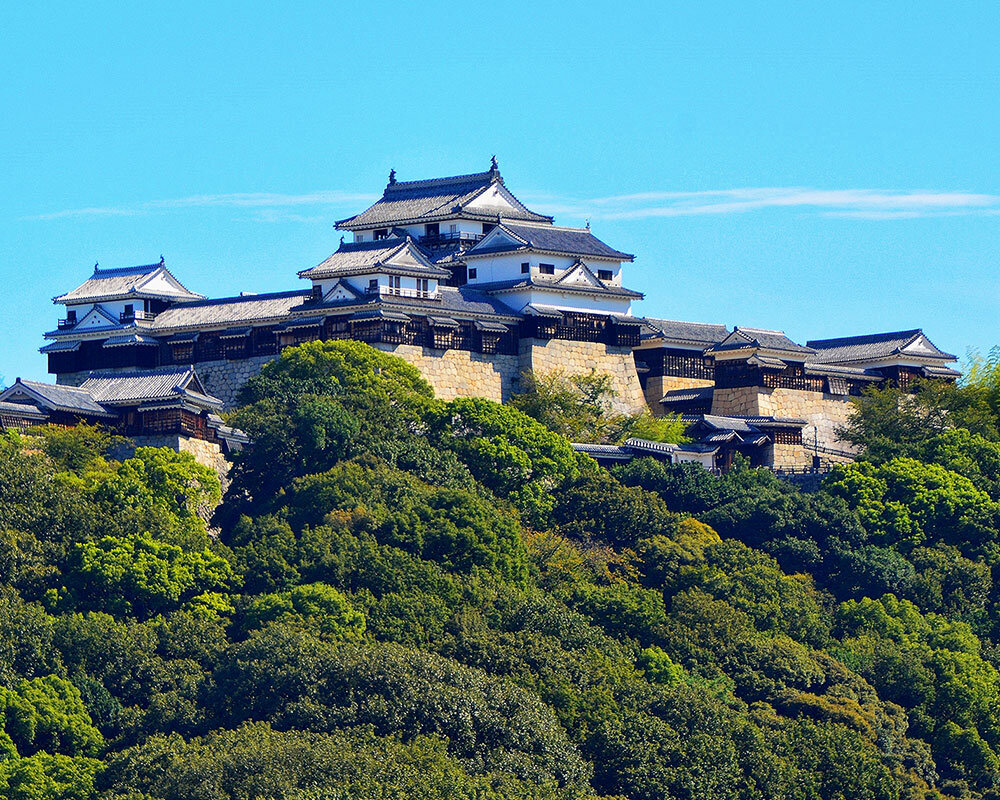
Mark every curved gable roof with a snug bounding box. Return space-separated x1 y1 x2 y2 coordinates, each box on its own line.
55 260 202 304
806 329 957 364
466 221 633 261
336 165 551 230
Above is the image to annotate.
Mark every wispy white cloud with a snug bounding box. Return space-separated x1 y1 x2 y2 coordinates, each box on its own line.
26 186 1000 224
521 187 1000 221
25 190 380 221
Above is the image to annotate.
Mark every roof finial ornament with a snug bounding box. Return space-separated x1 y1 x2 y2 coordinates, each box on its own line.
94 260 99 269
489 155 499 173
388 168 397 186
585 218 591 229
340 235 345 246
159 254 165 265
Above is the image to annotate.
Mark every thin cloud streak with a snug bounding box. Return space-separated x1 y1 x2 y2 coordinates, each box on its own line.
25 190 380 221
546 187 1000 221
25 186 1000 223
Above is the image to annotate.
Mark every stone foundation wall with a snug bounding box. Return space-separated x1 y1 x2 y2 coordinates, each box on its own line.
111 434 231 500
192 355 279 407
644 375 715 415
769 443 811 470
519 338 647 414
55 355 279 408
712 385 858 458
55 338 647 414
373 344 520 402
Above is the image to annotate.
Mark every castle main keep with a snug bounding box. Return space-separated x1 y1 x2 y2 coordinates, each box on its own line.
6 161 960 471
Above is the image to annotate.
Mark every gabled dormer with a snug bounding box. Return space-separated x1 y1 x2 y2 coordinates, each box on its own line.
53 259 203 330
707 327 816 369
336 159 552 246
299 237 450 302
806 329 961 382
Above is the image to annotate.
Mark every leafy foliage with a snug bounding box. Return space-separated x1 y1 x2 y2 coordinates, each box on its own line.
1 340 1000 799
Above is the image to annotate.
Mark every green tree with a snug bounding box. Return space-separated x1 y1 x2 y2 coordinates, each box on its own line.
0 675 103 758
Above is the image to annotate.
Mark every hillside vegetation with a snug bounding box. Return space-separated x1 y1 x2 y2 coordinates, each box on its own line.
2 340 1000 800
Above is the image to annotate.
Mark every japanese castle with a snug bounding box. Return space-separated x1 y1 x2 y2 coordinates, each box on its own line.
1 160 961 471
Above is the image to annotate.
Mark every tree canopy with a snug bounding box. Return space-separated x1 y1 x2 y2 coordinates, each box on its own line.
0 340 999 799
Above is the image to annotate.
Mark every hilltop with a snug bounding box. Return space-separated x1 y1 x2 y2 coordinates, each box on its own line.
1 339 1000 799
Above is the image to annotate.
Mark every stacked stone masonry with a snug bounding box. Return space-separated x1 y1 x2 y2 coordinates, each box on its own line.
644 375 715 414
519 338 648 414
712 385 858 456
373 343 519 402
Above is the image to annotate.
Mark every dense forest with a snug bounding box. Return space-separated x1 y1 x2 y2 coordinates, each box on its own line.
3 340 1000 800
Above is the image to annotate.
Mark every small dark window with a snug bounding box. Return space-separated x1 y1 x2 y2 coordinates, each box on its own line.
425 223 439 237
598 269 613 281
520 262 529 274
123 304 134 317
374 228 389 240
482 223 495 235
66 309 77 322
468 268 477 279
539 264 555 275
368 279 378 292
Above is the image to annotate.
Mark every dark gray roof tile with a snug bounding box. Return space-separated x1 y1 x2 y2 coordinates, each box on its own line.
467 221 633 261
337 167 551 229
806 329 957 364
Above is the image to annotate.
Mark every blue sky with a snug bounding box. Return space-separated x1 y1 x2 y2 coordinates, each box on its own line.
2 1 997 382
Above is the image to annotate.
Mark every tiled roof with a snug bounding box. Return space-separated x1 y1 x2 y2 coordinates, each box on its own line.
5 380 114 417
806 329 957 365
0 401 49 420
474 276 644 300
803 362 881 380
151 290 312 332
689 413 807 433
385 286 522 319
302 284 521 321
80 367 222 408
336 167 551 229
659 386 714 405
467 221 634 261
708 327 815 356
55 262 202 303
299 238 450 279
640 318 730 346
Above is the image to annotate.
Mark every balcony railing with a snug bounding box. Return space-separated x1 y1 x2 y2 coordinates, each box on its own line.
418 231 484 247
120 310 158 322
366 286 437 299
57 318 77 329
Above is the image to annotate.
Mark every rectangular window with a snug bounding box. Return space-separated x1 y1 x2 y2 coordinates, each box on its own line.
66 309 77 322
468 268 477 280
417 279 430 297
539 264 555 275
482 223 495 235
368 279 378 293
355 234 365 242
123 304 134 317
521 262 529 274
374 228 388 240
388 276 401 293
425 223 439 237
598 269 613 281
449 224 458 234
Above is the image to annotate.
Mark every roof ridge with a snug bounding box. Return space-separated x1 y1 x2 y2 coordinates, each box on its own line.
91 263 163 277
736 326 788 335
807 329 923 347
19 378 93 393
643 317 728 328
170 289 312 308
385 170 494 192
503 220 591 233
